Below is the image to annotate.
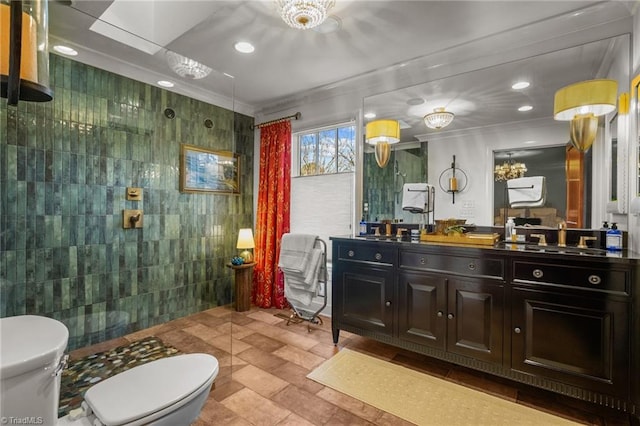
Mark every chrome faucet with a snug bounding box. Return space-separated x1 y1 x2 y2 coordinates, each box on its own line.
557 221 567 247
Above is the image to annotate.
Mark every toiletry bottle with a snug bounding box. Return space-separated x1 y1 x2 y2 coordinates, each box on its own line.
601 221 609 230
359 217 367 235
606 223 622 251
505 217 515 241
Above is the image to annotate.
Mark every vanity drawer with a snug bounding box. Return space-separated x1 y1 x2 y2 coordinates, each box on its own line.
512 261 629 295
337 244 395 265
399 250 504 279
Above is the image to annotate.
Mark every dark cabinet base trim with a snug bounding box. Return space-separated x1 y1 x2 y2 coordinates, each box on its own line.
333 321 638 416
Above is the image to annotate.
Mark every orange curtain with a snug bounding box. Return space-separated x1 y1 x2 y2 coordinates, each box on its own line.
252 121 291 308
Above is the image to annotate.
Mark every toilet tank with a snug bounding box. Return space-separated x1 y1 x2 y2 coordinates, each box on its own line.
0 315 69 424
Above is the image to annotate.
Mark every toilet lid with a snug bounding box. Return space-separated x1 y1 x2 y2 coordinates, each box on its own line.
0 315 69 379
84 353 218 426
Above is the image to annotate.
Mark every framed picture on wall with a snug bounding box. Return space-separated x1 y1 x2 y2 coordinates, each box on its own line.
180 144 240 194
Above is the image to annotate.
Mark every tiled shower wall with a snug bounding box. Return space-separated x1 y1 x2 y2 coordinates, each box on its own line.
0 54 254 350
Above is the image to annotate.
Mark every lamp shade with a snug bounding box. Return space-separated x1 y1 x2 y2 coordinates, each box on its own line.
365 119 400 145
553 79 618 121
236 228 255 249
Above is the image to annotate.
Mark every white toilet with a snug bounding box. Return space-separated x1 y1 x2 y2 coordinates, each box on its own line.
0 315 219 426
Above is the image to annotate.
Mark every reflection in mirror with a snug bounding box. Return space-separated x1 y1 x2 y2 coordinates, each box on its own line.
361 34 628 227
610 114 618 202
492 147 591 227
363 143 427 223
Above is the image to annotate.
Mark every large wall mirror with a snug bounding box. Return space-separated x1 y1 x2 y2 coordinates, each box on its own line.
361 33 630 229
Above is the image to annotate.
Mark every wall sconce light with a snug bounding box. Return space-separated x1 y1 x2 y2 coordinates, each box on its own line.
236 228 255 263
365 119 400 168
553 79 618 152
1 0 53 106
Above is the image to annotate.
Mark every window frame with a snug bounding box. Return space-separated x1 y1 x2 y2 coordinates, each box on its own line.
294 121 356 177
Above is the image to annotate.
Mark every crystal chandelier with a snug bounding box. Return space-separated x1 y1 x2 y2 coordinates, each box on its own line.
424 107 455 130
166 51 212 80
494 155 527 181
276 0 336 30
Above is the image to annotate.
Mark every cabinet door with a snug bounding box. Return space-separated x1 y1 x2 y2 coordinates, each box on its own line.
333 262 394 337
397 271 447 350
511 287 629 397
446 277 504 363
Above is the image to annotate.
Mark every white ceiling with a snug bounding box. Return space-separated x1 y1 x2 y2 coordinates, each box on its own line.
47 0 635 119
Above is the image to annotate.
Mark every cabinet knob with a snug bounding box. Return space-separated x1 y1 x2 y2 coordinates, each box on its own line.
385 301 392 307
437 311 444 317
468 262 476 270
447 313 454 320
532 269 544 278
514 327 521 334
375 253 383 261
588 275 602 285
420 257 427 265
348 250 354 257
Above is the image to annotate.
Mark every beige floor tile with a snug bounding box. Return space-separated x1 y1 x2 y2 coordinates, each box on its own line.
275 412 316 426
271 385 339 425
221 387 292 426
272 344 326 370
247 310 286 325
232 364 290 398
271 361 325 395
183 322 223 341
315 386 383 423
246 321 318 350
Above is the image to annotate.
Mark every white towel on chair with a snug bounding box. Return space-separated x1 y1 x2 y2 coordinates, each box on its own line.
402 183 433 213
508 177 546 207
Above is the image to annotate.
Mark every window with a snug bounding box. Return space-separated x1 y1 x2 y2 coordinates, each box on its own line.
299 124 355 176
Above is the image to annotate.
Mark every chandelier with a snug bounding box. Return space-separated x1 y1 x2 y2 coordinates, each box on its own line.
424 107 455 130
276 0 336 30
166 51 212 80
494 155 527 181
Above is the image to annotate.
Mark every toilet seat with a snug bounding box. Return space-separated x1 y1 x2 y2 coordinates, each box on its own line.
83 353 218 426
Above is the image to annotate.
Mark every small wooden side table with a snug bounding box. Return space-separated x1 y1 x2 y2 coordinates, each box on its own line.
226 262 255 312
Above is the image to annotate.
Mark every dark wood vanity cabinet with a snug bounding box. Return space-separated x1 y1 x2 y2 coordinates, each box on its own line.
397 253 505 364
332 242 395 344
331 237 640 418
510 257 631 398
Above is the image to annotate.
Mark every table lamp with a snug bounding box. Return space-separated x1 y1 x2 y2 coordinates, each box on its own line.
236 228 255 263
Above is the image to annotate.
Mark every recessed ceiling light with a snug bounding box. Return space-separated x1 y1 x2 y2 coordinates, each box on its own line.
364 112 376 119
157 80 175 88
53 45 78 56
518 105 533 112
511 81 530 90
234 41 255 54
406 98 425 106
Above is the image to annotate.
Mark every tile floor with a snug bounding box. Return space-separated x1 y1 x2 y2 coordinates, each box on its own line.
69 306 635 425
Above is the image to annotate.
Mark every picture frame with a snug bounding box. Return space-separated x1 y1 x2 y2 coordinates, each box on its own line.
180 144 240 194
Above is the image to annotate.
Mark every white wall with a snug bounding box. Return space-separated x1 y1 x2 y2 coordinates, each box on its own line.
426 119 569 225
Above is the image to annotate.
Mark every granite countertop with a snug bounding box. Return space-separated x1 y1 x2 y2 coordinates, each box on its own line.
330 235 640 261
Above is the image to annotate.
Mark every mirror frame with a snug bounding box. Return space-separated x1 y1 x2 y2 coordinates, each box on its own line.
630 73 640 216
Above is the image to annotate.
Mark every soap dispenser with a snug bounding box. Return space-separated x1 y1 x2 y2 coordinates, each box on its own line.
505 217 515 241
606 223 622 251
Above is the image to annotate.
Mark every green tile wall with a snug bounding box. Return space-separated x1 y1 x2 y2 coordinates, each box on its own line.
0 54 254 350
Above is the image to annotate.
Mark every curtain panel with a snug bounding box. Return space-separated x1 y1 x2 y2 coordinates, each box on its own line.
252 121 291 308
